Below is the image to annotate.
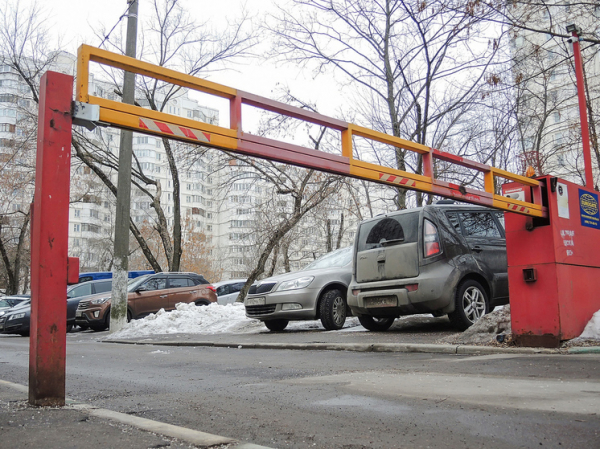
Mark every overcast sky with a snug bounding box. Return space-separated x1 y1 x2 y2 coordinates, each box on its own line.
30 0 346 132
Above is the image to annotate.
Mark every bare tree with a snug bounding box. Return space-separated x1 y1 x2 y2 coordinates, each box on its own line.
444 1 600 184
269 0 504 209
457 1 600 45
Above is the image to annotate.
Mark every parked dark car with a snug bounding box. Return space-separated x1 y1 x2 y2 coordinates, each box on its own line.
347 202 508 331
75 272 217 331
0 295 30 315
0 299 32 336
0 280 114 336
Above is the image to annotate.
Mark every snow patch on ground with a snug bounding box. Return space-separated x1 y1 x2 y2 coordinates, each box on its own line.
105 302 361 340
571 309 600 342
441 306 512 345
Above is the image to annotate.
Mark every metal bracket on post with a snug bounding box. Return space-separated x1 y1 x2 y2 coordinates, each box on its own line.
72 101 100 131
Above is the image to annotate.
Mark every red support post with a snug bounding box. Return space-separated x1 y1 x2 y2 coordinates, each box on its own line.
29 71 73 406
569 27 594 189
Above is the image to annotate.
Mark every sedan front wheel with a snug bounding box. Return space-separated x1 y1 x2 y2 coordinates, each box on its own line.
319 288 347 331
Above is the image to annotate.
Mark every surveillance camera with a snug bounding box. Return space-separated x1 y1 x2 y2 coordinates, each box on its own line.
565 24 582 34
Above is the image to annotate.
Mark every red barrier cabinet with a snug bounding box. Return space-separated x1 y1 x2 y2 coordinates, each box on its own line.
503 176 600 347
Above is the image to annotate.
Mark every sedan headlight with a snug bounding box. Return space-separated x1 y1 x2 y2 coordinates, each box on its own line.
8 313 25 321
0 310 6 317
90 297 110 305
276 276 314 292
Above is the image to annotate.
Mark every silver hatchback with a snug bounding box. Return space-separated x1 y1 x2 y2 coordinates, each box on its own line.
245 247 353 331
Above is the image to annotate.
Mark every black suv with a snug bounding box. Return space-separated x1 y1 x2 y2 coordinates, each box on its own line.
347 202 508 331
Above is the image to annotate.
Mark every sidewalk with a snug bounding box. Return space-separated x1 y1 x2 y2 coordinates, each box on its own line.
101 325 600 355
0 379 271 449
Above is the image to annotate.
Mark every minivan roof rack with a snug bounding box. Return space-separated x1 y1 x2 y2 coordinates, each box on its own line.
435 200 455 204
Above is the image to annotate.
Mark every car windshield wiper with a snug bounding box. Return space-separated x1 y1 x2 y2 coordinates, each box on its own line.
379 238 405 247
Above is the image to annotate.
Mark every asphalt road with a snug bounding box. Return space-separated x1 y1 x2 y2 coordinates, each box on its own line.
1 330 599 449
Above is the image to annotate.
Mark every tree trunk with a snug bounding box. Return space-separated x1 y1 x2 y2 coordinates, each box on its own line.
326 219 333 252
267 243 279 277
335 213 344 250
163 139 183 271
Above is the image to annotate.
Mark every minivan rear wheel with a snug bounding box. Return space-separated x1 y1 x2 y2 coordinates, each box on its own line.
264 319 289 332
319 288 347 331
449 279 489 331
358 316 395 332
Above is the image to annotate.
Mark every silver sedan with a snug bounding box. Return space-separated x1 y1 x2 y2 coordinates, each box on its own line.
244 247 352 331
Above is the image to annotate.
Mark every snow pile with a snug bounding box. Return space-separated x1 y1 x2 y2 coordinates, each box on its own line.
105 302 262 339
440 306 511 345
440 306 600 346
105 302 361 340
573 309 600 341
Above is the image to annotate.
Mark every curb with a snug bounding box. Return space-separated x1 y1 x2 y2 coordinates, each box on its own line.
566 346 600 354
104 339 580 355
0 379 273 449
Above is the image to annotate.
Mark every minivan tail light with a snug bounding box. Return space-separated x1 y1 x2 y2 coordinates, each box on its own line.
423 219 441 257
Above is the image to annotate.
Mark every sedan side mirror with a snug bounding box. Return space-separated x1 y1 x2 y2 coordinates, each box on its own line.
135 286 148 293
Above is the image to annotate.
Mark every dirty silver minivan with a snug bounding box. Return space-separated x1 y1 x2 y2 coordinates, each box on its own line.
347 202 508 331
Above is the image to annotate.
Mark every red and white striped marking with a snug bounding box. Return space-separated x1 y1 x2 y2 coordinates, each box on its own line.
379 173 416 188
139 118 211 143
506 204 530 214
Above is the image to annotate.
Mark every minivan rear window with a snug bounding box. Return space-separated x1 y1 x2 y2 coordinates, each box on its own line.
357 212 419 251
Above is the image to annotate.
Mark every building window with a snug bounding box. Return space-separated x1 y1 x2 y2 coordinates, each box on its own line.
553 112 561 123
81 224 101 234
74 209 80 218
0 108 17 117
73 224 80 232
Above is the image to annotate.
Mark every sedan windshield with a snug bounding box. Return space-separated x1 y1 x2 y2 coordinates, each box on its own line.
303 247 352 270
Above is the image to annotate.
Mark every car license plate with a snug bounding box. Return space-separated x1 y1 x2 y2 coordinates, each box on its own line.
245 296 266 306
364 296 397 308
75 310 82 317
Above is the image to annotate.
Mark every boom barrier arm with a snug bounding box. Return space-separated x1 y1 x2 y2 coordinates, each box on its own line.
76 45 546 218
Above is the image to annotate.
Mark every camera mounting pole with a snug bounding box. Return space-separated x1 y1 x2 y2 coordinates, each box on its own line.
566 24 595 189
